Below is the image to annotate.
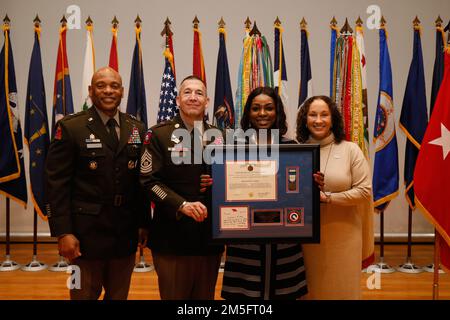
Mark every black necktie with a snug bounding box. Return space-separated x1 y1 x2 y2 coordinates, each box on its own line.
106 118 119 151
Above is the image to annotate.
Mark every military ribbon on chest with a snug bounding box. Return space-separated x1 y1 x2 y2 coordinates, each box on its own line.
128 126 142 144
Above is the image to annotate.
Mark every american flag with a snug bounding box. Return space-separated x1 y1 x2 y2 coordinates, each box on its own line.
157 52 178 123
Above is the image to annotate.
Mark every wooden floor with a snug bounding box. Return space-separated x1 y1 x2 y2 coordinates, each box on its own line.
0 243 449 300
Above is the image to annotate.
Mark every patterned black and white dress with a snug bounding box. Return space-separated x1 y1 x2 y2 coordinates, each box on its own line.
221 138 307 300
221 243 307 300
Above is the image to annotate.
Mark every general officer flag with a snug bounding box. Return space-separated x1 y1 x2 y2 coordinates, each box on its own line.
414 47 450 271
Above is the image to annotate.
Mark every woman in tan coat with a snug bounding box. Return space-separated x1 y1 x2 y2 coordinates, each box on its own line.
296 96 372 299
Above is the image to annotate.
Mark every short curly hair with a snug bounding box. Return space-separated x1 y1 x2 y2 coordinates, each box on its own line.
296 95 345 143
240 87 288 136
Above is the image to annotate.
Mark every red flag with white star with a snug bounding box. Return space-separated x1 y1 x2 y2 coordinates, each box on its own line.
414 48 450 271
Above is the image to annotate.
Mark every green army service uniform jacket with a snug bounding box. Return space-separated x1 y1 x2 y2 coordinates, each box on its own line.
139 114 224 256
46 107 149 259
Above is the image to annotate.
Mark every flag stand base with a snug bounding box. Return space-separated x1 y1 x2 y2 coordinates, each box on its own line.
133 256 153 273
0 255 21 272
21 255 47 272
422 263 445 274
48 256 69 272
366 261 396 274
397 260 423 274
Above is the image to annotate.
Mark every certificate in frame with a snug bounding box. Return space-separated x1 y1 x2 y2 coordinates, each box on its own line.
208 144 320 243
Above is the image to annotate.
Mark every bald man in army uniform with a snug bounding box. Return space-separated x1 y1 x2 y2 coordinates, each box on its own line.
140 75 224 300
45 67 148 300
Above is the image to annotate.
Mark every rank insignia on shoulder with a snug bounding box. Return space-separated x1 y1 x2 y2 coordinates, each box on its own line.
54 125 62 140
144 129 153 145
128 126 142 144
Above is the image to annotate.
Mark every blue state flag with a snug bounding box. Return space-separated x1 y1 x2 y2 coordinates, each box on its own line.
126 27 148 127
372 26 399 211
274 24 288 107
213 28 234 130
157 48 178 123
430 25 445 116
24 27 50 219
330 21 338 96
399 26 428 209
0 25 28 207
299 26 312 107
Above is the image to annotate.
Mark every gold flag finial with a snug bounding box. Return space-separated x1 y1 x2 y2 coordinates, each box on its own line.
3 14 11 25
85 16 93 26
33 14 41 25
193 15 200 28
160 18 173 37
413 16 421 27
245 17 252 29
380 16 386 27
435 15 443 27
135 14 142 27
340 18 353 34
111 15 119 26
356 16 363 26
60 15 67 25
300 17 307 29
249 21 261 36
330 16 338 27
274 16 281 27
218 17 225 28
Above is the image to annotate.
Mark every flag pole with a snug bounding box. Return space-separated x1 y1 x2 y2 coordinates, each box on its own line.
21 15 48 272
21 209 47 271
132 15 152 273
135 17 178 274
0 198 21 271
433 231 441 299
397 16 424 275
366 210 395 273
397 207 423 273
422 231 445 274
49 16 70 272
